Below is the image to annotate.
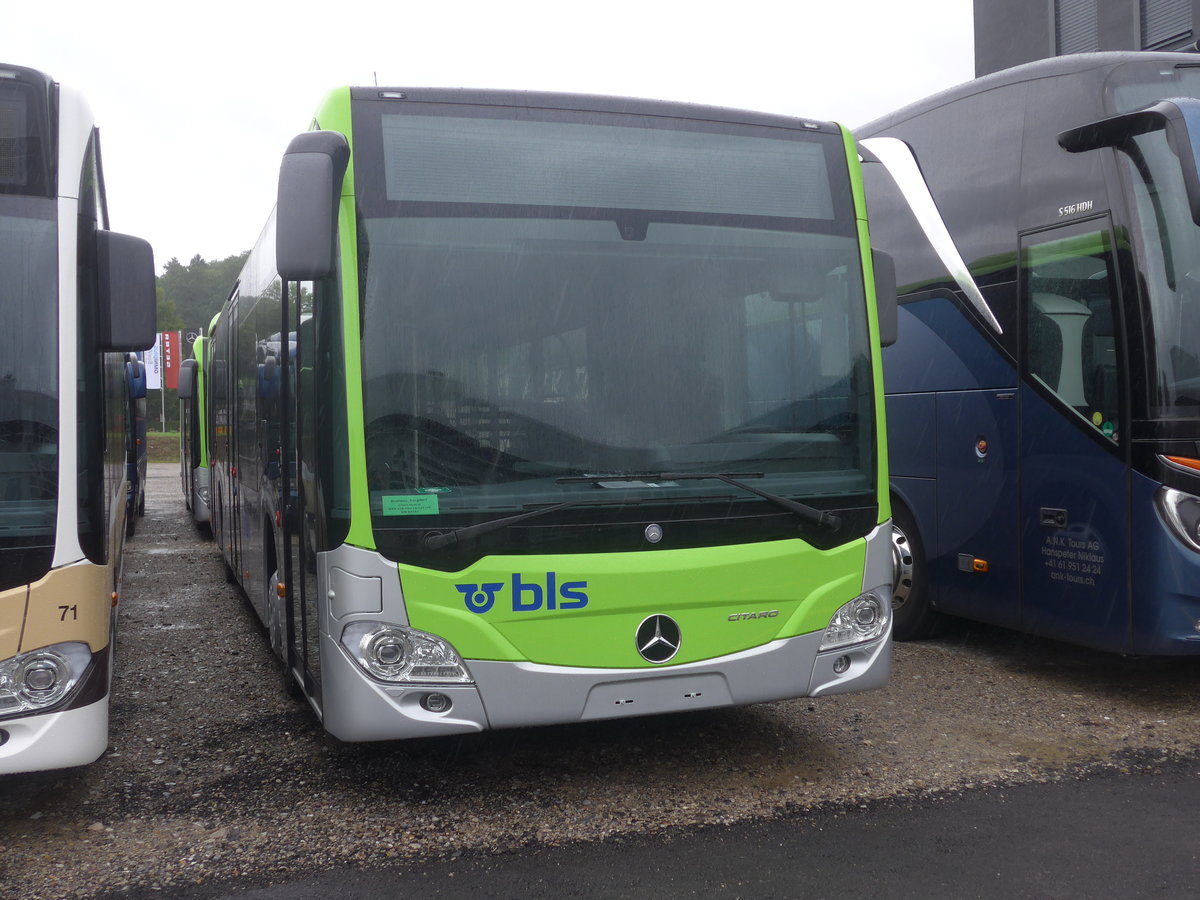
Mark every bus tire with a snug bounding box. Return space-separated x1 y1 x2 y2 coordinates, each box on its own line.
890 501 939 640
265 569 284 660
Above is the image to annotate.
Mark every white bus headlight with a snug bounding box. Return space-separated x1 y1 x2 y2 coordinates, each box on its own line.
340 623 473 684
1157 486 1200 552
819 590 892 651
0 642 92 715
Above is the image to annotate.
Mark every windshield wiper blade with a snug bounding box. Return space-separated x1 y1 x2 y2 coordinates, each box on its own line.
423 497 642 551
558 472 841 530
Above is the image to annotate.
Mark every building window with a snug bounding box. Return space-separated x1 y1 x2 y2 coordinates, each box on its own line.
1056 0 1100 54
1141 0 1192 48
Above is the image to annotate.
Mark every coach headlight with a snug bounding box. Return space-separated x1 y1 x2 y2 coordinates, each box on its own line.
0 642 92 715
819 590 892 651
1157 486 1200 552
340 622 473 684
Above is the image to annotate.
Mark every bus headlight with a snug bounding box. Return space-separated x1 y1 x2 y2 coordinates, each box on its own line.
1156 487 1200 552
819 590 892 651
0 642 92 715
340 623 473 684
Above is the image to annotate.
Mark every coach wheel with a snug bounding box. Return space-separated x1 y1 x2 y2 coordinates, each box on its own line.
890 501 939 640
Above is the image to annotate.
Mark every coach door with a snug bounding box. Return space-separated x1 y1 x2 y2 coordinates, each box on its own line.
1017 217 1132 649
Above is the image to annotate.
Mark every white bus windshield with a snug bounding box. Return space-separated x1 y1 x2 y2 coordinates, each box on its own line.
0 199 57 589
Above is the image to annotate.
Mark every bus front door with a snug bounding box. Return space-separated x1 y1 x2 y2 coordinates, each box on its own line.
280 281 321 707
1017 220 1131 651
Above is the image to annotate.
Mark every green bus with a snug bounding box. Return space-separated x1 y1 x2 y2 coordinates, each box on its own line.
179 332 210 524
206 87 896 740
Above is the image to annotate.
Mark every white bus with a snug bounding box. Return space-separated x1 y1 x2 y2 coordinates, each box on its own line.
0 63 156 773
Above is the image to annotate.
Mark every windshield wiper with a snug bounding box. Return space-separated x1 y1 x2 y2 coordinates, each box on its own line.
422 497 646 551
557 472 841 530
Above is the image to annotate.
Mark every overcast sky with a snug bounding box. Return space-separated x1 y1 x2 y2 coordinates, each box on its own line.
5 1 975 269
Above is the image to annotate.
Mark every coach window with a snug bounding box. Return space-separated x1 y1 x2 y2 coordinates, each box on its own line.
1020 221 1124 444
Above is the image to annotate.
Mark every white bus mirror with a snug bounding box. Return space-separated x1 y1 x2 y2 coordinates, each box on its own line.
276 131 350 283
97 231 156 351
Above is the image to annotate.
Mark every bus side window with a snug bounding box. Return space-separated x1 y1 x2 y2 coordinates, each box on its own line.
1021 226 1122 442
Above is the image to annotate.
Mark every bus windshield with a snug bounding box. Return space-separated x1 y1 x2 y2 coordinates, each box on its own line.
1110 64 1200 417
356 107 875 553
0 197 57 590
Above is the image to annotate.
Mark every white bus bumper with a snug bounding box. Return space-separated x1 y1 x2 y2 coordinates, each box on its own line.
0 697 109 774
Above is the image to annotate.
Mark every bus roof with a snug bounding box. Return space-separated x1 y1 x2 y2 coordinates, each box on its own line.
346 86 842 134
858 50 1200 135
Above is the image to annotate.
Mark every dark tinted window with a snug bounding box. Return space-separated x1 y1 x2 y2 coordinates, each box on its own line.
0 196 56 590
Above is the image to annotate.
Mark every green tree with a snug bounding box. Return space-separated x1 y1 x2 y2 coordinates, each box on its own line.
158 251 248 338
156 284 184 332
152 251 247 433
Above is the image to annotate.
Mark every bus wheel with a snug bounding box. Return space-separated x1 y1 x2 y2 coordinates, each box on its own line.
266 569 284 659
890 502 938 640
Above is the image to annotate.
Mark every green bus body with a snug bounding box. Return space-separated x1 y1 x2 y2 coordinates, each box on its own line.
179 334 210 523
207 88 893 740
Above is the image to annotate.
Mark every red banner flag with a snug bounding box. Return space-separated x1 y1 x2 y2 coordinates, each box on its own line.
162 331 182 390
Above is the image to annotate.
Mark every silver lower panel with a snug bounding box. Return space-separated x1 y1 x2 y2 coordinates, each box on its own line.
319 624 890 742
192 467 210 523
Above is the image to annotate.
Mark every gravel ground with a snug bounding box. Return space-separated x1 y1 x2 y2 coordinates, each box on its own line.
3 464 1200 898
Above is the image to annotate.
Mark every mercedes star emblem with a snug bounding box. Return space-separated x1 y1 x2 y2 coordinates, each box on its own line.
635 614 681 664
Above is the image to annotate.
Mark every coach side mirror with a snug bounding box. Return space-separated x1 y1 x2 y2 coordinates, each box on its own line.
126 357 147 400
1059 98 1200 226
178 359 196 400
98 231 156 351
873 249 898 347
276 131 351 283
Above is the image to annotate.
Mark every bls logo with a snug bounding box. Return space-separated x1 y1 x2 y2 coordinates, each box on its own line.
456 573 589 614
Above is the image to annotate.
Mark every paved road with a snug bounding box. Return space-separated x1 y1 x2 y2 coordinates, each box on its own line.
106 758 1200 898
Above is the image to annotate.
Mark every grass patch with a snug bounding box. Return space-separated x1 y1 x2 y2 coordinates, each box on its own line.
146 431 180 464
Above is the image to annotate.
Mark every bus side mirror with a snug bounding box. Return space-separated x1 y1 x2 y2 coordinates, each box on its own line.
873 249 898 347
1059 98 1200 226
276 131 351 282
97 231 156 351
210 360 227 403
178 358 197 400
126 357 147 400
